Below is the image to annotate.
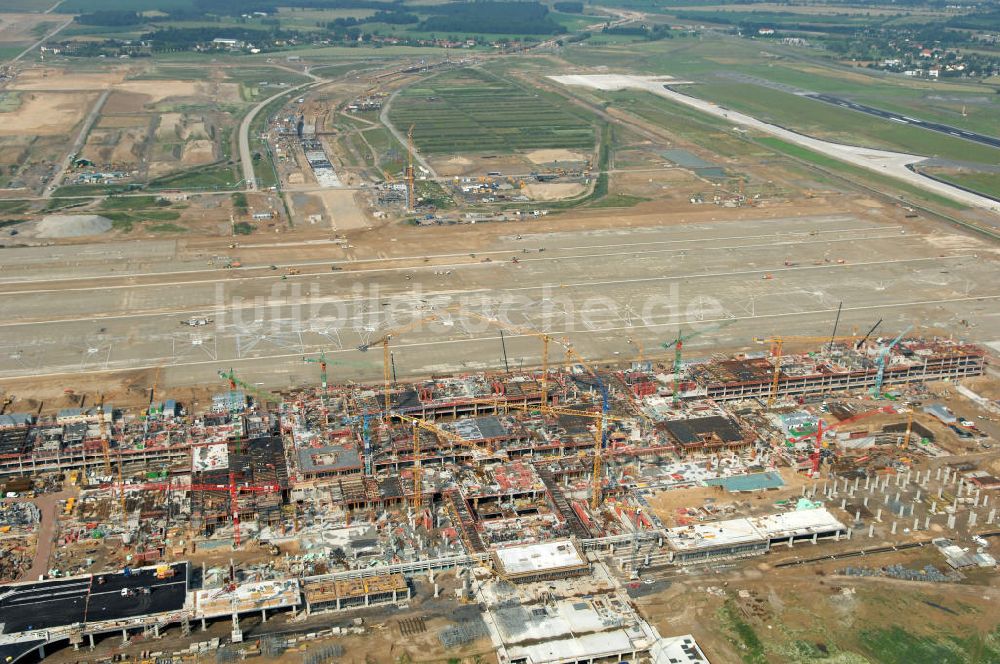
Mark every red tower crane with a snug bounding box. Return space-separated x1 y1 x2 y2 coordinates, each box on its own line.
788 405 895 477
110 473 281 548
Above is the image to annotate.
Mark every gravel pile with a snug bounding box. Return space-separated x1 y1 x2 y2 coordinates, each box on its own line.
35 214 113 238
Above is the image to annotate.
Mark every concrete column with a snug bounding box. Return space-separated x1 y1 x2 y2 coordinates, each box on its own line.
812 533 818 545
122 628 128 643
984 495 990 507
154 624 160 638
863 496 869 507
868 524 875 538
841 498 847 509
924 516 930 530
89 634 95 649
947 514 957 529
38 645 44 659
876 508 883 522
937 487 943 499
969 511 978 528
847 527 853 540
891 522 897 535
913 517 920 531
854 477 860 492
854 510 861 523
261 609 267 622
865 476 871 490
895 491 901 503
788 535 794 548
434 582 439 598
201 618 207 631
898 504 905 518
931 500 937 514
915 490 921 503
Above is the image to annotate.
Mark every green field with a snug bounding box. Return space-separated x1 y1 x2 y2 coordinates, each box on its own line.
924 170 1000 201
388 68 597 154
561 37 1000 137
685 82 1000 165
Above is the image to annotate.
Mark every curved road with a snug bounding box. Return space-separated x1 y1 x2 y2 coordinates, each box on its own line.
238 76 324 191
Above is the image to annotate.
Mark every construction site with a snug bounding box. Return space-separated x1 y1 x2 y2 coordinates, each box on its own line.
0 323 998 664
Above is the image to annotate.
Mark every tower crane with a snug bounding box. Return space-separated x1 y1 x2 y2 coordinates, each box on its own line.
752 334 859 409
302 351 332 390
558 342 611 509
218 368 275 408
872 326 913 397
788 405 895 476
662 319 737 405
393 412 498 511
406 124 416 212
113 474 281 548
458 310 554 407
357 311 447 419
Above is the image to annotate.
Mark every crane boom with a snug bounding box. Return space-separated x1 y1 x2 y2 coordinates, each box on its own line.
358 311 444 418
663 319 736 404
458 310 553 407
789 405 895 476
873 326 913 397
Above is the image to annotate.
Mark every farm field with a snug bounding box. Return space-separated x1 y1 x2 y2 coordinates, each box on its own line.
387 67 597 155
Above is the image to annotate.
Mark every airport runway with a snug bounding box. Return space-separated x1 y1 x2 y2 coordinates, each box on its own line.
1 215 998 389
804 93 1000 151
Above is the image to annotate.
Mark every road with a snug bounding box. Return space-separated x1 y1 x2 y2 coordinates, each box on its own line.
1 214 999 390
552 74 1000 215
238 78 323 191
43 89 111 198
18 488 73 582
7 16 72 66
805 93 1000 150
379 89 439 179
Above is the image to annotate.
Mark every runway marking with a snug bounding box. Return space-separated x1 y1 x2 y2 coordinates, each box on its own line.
0 223 898 290
3 292 998 381
0 231 928 307
0 252 970 328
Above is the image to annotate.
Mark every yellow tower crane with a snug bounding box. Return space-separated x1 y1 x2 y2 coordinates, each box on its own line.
752 334 860 408
457 310 554 408
406 124 416 212
358 311 449 420
394 412 498 511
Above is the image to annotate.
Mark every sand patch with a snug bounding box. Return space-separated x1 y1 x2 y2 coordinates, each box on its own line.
526 149 587 164
181 120 209 140
156 113 182 140
181 139 215 166
317 190 369 231
103 90 150 114
523 182 587 200
35 215 112 238
116 80 204 104
111 129 146 164
0 14 62 44
445 156 472 166
9 68 126 91
97 115 148 129
0 91 93 136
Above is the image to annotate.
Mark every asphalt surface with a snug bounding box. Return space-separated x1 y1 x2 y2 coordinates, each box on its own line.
0 563 188 634
805 93 1000 151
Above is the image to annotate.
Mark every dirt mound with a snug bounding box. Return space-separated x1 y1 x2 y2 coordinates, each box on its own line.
36 215 112 238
